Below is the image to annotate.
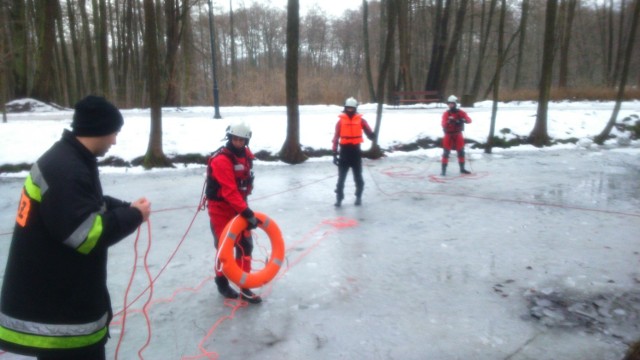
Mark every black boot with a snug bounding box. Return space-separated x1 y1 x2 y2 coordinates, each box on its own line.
241 288 262 304
459 162 471 174
215 276 239 299
441 163 447 176
334 192 343 207
354 196 362 206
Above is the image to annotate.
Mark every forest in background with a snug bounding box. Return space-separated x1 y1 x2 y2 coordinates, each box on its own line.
0 0 639 110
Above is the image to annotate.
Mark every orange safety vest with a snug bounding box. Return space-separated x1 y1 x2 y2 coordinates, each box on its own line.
339 113 364 145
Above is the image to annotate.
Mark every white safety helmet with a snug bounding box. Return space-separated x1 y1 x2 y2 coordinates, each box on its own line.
447 95 458 104
344 97 358 108
226 121 252 140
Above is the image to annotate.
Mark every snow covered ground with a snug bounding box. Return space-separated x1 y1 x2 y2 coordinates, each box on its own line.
0 99 639 168
0 100 639 359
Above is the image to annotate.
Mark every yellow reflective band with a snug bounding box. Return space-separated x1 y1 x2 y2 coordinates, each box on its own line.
0 325 107 350
23 175 42 203
77 215 103 255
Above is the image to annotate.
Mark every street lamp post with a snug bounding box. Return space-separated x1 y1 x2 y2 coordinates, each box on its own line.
207 0 222 119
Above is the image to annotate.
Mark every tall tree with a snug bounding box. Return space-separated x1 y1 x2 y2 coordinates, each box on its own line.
462 0 475 93
1 1 9 122
229 0 237 92
558 0 578 88
207 0 221 118
279 0 307 164
363 0 376 102
181 1 195 104
396 0 412 91
8 0 28 97
366 0 397 160
610 0 627 86
67 0 86 100
54 0 74 103
143 0 172 168
439 0 470 93
31 0 57 102
78 0 97 93
486 0 506 154
529 0 558 147
97 0 109 95
468 0 498 101
163 0 186 106
424 0 450 92
512 0 529 90
594 0 640 144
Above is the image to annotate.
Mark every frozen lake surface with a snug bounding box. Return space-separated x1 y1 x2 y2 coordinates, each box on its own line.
1 147 639 360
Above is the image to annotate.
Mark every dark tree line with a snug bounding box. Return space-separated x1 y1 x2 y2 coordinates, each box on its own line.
1 0 638 109
0 0 638 164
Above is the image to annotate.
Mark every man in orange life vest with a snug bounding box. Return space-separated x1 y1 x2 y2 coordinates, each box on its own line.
332 97 375 207
441 95 472 176
205 121 262 304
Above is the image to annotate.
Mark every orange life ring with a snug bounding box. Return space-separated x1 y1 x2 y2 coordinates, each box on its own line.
218 212 285 289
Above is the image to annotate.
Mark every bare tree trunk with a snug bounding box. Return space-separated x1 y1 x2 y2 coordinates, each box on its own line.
143 0 172 169
54 0 73 104
604 0 614 85
529 0 558 147
8 0 28 97
486 0 506 154
163 0 185 106
31 0 56 102
96 0 109 95
397 0 412 91
513 0 529 90
558 0 578 88
132 0 145 106
439 0 469 93
229 0 237 92
108 0 119 101
594 0 639 144
468 0 497 101
79 0 97 93
365 0 397 160
424 0 449 91
610 0 626 86
181 3 195 105
363 0 376 101
462 0 474 93
117 0 131 105
67 0 85 100
279 0 307 164
1 2 8 122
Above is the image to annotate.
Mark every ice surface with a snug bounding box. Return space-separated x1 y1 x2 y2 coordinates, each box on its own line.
1 147 639 360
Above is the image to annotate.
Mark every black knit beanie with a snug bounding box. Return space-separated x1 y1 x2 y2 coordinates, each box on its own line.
71 95 124 137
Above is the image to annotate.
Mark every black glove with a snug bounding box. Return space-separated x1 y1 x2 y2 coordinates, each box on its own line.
367 132 375 141
241 208 260 230
333 153 340 166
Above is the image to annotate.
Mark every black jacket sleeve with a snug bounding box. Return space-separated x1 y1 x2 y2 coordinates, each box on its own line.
100 205 143 247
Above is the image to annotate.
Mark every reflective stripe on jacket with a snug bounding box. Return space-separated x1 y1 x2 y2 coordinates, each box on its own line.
0 312 108 351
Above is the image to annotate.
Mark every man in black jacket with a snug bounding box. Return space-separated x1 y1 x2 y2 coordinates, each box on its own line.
0 95 151 360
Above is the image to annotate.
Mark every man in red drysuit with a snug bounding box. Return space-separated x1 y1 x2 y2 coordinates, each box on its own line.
205 121 261 304
441 95 472 176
